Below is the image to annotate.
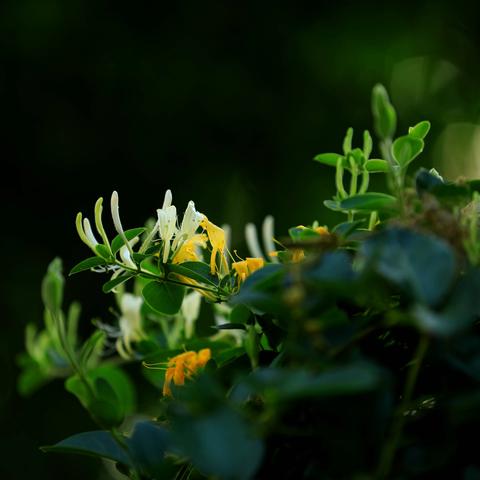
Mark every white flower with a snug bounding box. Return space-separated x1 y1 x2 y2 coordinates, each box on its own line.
245 215 278 263
172 201 204 251
157 205 177 263
181 290 202 339
111 191 133 256
116 293 145 359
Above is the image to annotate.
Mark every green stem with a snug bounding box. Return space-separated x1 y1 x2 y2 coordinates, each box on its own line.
336 159 348 199
359 169 370 194
368 211 378 231
376 334 430 478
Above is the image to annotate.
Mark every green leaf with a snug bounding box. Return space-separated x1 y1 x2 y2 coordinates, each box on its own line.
95 244 112 260
111 228 146 254
372 84 397 139
171 406 264 480
142 281 185 315
213 323 247 330
313 153 343 167
69 257 108 276
79 330 105 369
361 228 456 307
365 159 389 173
323 200 343 212
408 120 431 140
339 193 397 212
167 261 217 286
392 135 424 167
102 273 135 293
41 431 131 466
230 304 253 324
231 363 381 403
127 421 173 478
66 366 136 427
41 258 64 316
412 269 480 336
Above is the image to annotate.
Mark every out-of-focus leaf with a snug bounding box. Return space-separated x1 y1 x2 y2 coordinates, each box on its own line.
340 193 397 212
372 84 397 139
41 431 131 466
171 406 264 480
360 228 456 307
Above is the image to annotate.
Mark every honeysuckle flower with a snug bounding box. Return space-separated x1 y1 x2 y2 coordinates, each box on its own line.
139 189 172 254
180 290 202 339
76 212 99 254
111 191 133 256
172 200 204 251
161 348 211 396
119 237 140 270
245 215 279 263
172 234 207 264
115 293 145 359
94 197 111 253
82 218 99 249
201 217 228 275
157 205 177 263
232 257 265 284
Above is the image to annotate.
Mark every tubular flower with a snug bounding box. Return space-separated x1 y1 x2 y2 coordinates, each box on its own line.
245 215 279 263
172 234 207 264
162 348 211 396
232 257 265 284
115 293 145 359
201 217 229 275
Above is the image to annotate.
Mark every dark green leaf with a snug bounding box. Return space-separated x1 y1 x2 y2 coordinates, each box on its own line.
361 228 456 307
69 257 108 276
41 431 131 466
167 261 217 286
142 281 185 315
127 421 173 478
102 273 135 293
171 406 264 480
111 228 146 254
95 244 112 260
213 323 247 330
339 193 397 212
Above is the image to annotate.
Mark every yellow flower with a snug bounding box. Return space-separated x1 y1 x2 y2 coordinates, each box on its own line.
200 217 228 275
162 348 211 396
232 257 265 284
172 234 207 264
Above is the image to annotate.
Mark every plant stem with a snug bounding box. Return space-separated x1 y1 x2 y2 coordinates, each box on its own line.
376 334 429 478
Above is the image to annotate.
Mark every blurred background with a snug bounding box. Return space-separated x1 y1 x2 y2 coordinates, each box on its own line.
2 0 480 477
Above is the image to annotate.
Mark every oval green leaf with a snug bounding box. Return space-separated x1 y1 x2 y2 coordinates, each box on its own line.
339 193 397 212
365 159 389 173
69 257 108 276
392 135 424 167
408 120 431 140
111 227 146 254
142 281 185 315
313 153 343 167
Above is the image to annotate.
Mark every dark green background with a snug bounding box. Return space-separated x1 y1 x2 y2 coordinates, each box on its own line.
2 1 480 478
